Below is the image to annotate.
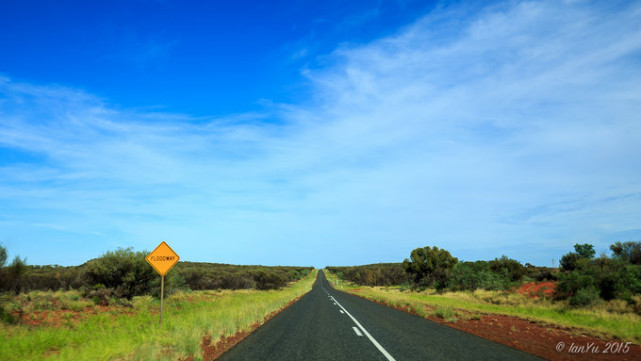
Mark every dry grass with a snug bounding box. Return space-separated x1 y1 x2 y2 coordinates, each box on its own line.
0 270 318 361
324 270 641 343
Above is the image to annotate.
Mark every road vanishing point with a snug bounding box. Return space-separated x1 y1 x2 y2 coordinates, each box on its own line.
219 270 542 361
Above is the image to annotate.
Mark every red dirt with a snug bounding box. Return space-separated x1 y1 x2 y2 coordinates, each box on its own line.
517 281 556 299
11 305 136 328
359 296 641 361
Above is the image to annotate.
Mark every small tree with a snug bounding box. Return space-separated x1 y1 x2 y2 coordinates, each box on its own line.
0 244 6 291
8 256 27 295
610 241 641 265
403 246 458 290
0 244 6 267
489 255 525 282
574 244 596 259
560 243 595 272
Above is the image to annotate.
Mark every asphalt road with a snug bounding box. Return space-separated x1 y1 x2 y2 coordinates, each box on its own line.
219 270 543 361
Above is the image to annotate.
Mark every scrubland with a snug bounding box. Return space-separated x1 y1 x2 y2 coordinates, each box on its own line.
324 271 641 343
0 270 317 361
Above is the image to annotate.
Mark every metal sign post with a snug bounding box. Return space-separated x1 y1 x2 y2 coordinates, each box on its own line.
146 242 180 324
160 275 164 324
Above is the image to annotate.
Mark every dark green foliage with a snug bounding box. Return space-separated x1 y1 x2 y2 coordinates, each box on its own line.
7 256 28 295
0 244 6 267
447 261 510 291
610 241 641 265
555 270 596 300
560 244 596 272
0 293 15 325
174 262 311 290
574 244 596 259
403 246 458 290
569 286 600 307
488 255 526 282
0 244 312 320
524 264 558 282
325 263 408 286
556 243 641 305
84 284 114 306
253 270 285 290
24 264 85 291
0 245 6 293
84 248 157 299
0 258 311 295
560 252 582 272
0 245 11 324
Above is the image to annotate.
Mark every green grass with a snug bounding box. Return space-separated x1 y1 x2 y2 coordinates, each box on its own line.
324 270 641 343
0 270 317 361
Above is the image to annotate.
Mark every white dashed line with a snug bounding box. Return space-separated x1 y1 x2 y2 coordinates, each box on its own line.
329 295 396 361
321 277 396 361
353 326 363 336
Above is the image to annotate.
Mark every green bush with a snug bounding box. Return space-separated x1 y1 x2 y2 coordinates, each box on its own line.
176 262 312 290
447 261 511 291
326 264 408 286
254 270 285 290
403 246 458 290
569 287 600 307
84 248 157 299
488 255 525 282
556 243 641 305
610 241 641 265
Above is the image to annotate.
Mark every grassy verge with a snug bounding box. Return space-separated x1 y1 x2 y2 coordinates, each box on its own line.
324 270 641 343
0 269 318 361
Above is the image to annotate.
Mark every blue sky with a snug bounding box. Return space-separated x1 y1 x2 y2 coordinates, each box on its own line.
1 0 640 268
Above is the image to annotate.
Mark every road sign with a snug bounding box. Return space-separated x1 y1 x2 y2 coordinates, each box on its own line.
146 241 180 276
146 241 180 324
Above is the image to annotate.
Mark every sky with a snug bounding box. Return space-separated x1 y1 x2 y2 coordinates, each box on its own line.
0 0 640 268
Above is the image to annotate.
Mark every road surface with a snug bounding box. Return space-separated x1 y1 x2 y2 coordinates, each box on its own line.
219 270 542 360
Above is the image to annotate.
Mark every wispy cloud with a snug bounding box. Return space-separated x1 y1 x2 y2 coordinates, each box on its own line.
1 0 640 266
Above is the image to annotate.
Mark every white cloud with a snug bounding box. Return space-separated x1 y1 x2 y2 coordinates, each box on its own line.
1 0 640 266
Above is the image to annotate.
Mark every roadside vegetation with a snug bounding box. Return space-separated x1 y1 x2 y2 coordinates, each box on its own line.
0 247 313 298
325 241 641 343
0 244 317 360
0 268 317 361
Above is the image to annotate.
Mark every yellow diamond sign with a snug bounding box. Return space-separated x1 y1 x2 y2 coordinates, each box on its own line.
146 241 180 276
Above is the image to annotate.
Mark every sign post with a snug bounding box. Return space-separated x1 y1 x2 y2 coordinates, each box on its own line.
145 241 180 324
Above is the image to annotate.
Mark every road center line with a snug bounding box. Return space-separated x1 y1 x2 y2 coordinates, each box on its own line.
329 295 397 361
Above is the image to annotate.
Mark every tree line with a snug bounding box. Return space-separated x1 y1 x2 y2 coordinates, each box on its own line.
327 241 641 307
0 246 313 300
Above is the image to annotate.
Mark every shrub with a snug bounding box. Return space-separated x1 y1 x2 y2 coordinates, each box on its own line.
84 248 156 299
525 265 558 282
0 244 6 267
556 243 641 305
447 261 511 291
569 287 599 307
403 246 458 290
489 256 525 282
555 270 596 300
610 241 641 265
6 256 28 295
326 264 407 287
560 244 595 272
0 293 15 325
631 295 641 315
254 270 285 290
